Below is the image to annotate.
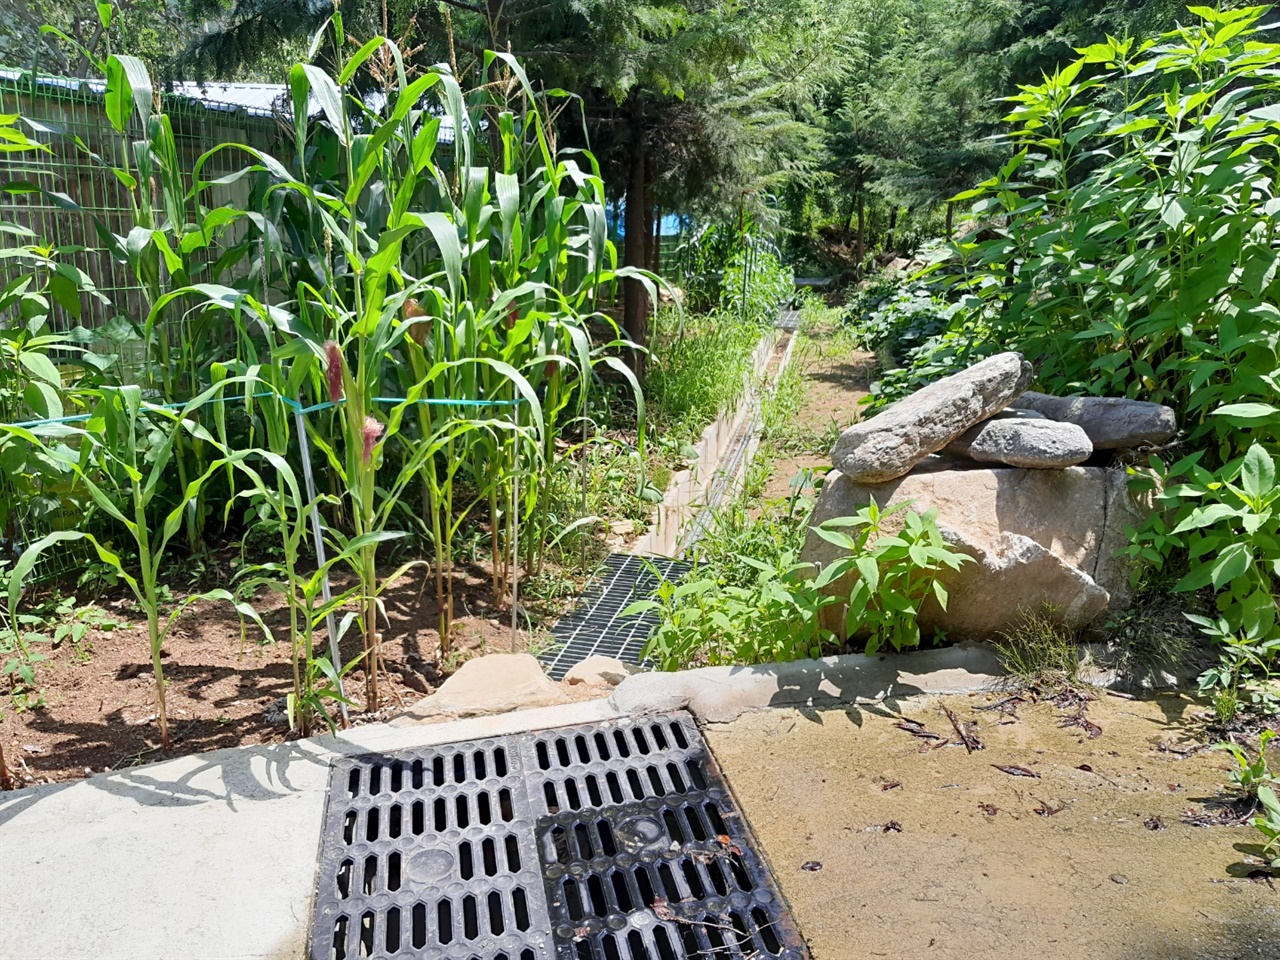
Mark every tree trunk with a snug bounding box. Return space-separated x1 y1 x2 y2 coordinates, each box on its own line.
945 201 954 240
650 207 662 275
855 189 866 278
623 117 649 378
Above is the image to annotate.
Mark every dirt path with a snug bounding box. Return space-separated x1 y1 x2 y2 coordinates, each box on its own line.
757 328 874 503
708 693 1280 960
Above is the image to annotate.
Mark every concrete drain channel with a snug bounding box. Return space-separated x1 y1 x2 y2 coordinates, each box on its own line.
311 712 808 960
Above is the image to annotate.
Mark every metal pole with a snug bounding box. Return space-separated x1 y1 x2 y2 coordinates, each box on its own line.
295 408 349 725
510 407 521 652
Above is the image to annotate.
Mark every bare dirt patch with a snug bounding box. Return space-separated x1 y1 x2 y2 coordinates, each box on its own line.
0 563 565 787
707 693 1280 960
758 332 874 504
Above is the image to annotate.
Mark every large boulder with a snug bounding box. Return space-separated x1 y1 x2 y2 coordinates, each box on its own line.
831 352 1033 482
1015 391 1177 449
800 461 1147 639
944 415 1093 468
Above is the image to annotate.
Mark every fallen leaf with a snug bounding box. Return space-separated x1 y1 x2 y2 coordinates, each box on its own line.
653 897 676 920
895 720 941 741
882 781 903 791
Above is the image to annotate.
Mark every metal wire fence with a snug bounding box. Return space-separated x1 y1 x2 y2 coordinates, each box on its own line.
0 67 288 351
1 68 290 579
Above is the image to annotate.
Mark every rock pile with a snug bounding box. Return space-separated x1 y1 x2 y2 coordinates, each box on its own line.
803 352 1176 639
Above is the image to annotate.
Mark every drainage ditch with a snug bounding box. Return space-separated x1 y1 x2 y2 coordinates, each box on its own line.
311 712 808 960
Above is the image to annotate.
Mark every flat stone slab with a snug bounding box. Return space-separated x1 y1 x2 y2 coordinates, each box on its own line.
392 653 574 723
563 655 638 686
1016 391 1176 449
945 416 1093 468
832 352 1033 483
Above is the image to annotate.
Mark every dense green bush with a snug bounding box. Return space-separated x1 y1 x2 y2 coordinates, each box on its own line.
857 6 1280 710
844 279 958 367
950 6 1280 453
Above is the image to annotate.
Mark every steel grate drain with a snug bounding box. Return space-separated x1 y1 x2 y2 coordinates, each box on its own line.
311 713 807 960
540 554 690 680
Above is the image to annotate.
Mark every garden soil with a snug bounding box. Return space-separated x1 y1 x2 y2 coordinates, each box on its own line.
707 693 1280 960
0 563 576 786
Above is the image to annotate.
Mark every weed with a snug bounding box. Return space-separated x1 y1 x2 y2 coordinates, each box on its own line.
1215 729 1277 800
647 310 765 443
995 606 1082 690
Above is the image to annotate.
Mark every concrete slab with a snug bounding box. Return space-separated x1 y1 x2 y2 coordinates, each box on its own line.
609 644 1007 722
0 699 620 960
705 695 1280 960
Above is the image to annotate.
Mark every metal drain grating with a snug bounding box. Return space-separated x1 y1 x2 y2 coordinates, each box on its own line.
775 310 801 332
540 554 690 680
311 713 807 960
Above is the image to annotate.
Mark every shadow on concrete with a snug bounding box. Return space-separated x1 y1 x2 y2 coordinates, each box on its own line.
0 730 384 829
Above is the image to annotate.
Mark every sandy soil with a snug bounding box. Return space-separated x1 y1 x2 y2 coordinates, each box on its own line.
707 692 1280 960
1 562 555 786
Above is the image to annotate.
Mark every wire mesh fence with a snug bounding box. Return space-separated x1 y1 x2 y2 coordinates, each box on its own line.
0 68 288 361
1 68 291 579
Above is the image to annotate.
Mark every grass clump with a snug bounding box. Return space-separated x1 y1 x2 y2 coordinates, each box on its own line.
647 310 766 443
996 606 1082 690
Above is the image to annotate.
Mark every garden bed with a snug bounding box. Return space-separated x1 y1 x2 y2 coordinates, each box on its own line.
0 563 558 786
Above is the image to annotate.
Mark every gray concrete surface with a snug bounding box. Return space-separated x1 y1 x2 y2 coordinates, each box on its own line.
0 699 620 960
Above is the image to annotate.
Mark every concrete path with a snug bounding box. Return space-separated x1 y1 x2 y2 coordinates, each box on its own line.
0 648 1010 960
0 700 620 960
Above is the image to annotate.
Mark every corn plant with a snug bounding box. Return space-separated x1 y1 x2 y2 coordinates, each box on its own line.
230 445 367 736
173 20 651 654
2 382 268 749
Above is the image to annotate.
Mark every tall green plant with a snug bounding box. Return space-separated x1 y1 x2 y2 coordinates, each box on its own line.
948 5 1280 454
2 383 268 749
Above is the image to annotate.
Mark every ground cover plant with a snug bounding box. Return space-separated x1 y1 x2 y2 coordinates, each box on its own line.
630 479 969 669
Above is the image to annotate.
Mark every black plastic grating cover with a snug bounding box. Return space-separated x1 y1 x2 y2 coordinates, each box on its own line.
541 554 690 680
311 713 807 960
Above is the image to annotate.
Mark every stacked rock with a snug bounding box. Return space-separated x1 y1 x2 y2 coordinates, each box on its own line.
830 351 1176 481
802 352 1177 640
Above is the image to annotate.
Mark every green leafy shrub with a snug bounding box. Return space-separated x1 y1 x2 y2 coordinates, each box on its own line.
949 6 1280 455
844 280 959 367
809 501 970 655
722 239 794 326
629 497 968 669
1127 443 1280 713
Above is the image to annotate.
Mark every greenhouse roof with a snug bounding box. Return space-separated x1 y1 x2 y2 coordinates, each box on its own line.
0 68 456 140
